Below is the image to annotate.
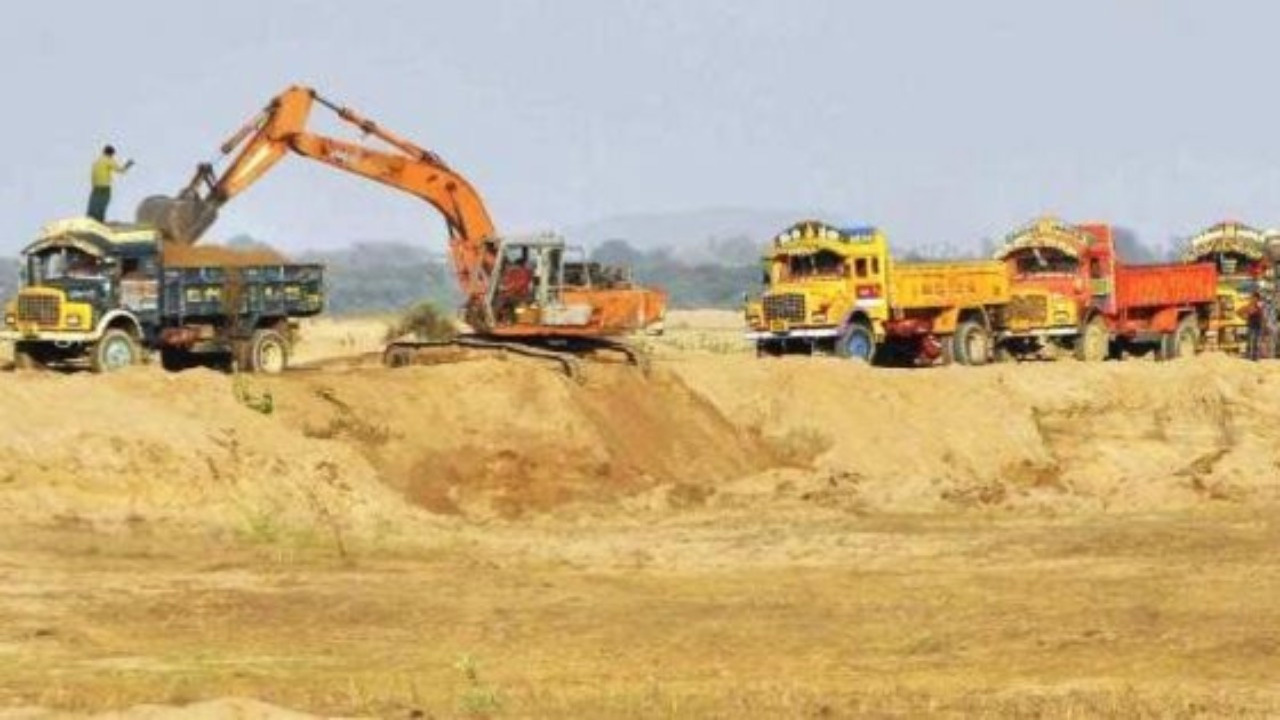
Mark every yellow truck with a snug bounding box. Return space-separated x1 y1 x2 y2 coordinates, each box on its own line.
744 221 1009 365
1182 221 1267 354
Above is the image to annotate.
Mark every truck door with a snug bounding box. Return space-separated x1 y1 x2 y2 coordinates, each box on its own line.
1088 254 1116 315
851 252 887 309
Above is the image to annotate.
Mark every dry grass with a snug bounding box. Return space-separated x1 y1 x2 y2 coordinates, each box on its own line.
2 509 1279 718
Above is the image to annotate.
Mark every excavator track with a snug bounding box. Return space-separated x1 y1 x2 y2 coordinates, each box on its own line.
382 335 650 381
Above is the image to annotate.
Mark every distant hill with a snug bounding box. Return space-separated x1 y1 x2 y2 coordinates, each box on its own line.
565 207 825 266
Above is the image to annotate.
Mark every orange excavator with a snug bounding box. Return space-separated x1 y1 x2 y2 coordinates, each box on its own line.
138 85 666 372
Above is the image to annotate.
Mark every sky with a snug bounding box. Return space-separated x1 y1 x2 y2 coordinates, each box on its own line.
3 0 1280 254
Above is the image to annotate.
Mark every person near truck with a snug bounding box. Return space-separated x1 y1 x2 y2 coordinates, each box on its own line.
1241 289 1265 361
87 145 134 222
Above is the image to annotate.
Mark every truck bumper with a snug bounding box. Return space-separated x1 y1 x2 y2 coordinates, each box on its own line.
745 328 841 341
995 327 1079 339
0 329 97 343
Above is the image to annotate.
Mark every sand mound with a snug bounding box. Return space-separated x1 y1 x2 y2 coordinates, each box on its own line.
1 347 1279 535
0 368 423 540
673 353 1280 513
161 243 290 267
263 361 772 519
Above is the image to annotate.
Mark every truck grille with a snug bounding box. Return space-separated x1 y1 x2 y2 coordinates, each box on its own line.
763 293 805 323
17 294 60 326
1006 294 1048 325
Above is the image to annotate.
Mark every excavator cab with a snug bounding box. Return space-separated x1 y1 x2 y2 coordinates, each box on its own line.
486 235 595 330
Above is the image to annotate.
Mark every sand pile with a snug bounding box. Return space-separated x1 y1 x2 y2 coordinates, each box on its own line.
0 368 423 539
672 353 1280 513
1 349 1279 533
161 242 290 268
262 361 772 518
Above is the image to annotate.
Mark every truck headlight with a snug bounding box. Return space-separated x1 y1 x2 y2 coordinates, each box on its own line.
4 314 14 327
66 315 82 328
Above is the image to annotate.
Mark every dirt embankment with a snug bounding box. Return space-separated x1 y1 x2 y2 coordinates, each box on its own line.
674 353 1280 513
1 352 1278 536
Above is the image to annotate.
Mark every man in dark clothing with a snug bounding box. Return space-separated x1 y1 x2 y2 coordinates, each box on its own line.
1244 291 1265 361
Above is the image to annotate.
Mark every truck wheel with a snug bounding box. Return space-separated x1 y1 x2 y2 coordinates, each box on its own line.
1162 316 1200 361
835 324 875 363
248 329 289 374
1074 317 1109 362
92 329 140 373
952 321 991 366
384 344 417 368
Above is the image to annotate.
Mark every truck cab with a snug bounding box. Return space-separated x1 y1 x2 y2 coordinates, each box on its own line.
995 218 1099 357
1182 221 1267 354
744 221 890 358
3 218 161 371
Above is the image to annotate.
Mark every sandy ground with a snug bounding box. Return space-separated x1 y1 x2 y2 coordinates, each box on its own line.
3 310 1280 717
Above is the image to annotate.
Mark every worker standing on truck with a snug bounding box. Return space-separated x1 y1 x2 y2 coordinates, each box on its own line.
87 145 134 222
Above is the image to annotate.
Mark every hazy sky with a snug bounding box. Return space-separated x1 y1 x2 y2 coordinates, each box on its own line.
3 0 1279 253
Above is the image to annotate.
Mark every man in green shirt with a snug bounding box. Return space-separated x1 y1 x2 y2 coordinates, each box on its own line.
87 145 134 222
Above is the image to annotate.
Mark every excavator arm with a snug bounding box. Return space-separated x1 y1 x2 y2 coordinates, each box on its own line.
141 84 667 342
139 85 498 300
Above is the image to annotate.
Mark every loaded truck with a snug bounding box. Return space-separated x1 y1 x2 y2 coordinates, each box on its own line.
744 221 1010 365
1182 221 1268 355
994 217 1217 361
1 217 324 373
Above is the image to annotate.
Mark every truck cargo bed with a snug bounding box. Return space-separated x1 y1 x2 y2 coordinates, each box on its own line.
890 261 1010 309
160 264 325 320
1114 262 1217 309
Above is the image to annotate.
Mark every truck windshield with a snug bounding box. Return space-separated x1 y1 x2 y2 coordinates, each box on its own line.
28 247 104 284
783 250 846 280
1012 248 1078 276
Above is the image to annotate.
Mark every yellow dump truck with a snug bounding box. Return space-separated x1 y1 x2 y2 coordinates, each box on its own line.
1182 221 1267 354
744 221 1009 365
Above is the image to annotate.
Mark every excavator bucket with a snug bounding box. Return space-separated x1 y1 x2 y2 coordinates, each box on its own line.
135 195 219 245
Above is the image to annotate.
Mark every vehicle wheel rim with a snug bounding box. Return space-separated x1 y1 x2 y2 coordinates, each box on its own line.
847 333 870 360
104 338 133 370
259 342 285 373
967 331 986 363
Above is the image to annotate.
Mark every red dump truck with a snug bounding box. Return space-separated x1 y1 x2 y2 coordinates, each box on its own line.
994 218 1218 361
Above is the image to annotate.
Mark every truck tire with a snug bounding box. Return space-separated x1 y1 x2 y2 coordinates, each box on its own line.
247 329 289 374
92 329 141 373
1074 317 1109 363
835 323 875 363
1161 315 1200 361
952 320 991 366
384 344 417 368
